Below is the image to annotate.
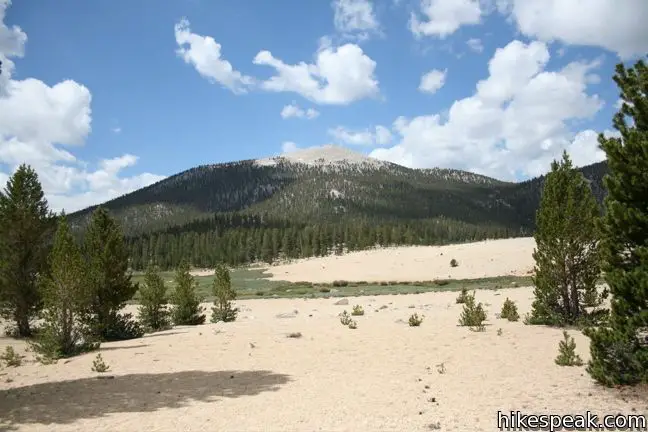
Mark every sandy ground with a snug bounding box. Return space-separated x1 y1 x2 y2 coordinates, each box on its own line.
1 238 646 432
262 237 537 283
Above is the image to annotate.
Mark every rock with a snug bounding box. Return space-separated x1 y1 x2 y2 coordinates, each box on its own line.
276 312 298 319
334 298 349 305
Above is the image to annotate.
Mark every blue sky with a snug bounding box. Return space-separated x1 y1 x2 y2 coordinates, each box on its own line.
0 0 646 211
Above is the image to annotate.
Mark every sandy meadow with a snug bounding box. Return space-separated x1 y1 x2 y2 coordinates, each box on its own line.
1 237 646 431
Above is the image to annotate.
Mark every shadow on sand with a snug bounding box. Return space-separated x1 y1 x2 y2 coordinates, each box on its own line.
0 370 292 430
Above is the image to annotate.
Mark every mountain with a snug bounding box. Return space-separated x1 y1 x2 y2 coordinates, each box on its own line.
67 145 608 269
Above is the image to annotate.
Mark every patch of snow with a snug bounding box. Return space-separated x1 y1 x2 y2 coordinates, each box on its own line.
254 157 278 167
329 189 344 199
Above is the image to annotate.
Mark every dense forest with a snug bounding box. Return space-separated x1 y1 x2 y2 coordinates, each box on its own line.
125 213 518 270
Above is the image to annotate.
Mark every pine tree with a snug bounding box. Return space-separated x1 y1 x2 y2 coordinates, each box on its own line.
83 207 142 341
586 59 648 386
261 231 273 264
31 214 97 361
529 151 602 326
0 164 54 337
170 261 205 325
211 263 238 323
138 264 171 332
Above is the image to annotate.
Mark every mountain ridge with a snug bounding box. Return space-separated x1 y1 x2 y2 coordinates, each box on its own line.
69 146 608 240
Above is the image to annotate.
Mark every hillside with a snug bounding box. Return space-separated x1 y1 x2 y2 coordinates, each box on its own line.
67 146 608 270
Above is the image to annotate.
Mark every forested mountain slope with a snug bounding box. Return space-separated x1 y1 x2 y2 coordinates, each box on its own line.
67 146 608 269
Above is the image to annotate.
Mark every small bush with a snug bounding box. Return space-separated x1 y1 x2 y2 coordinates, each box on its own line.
0 346 23 367
332 280 348 287
459 291 487 328
450 258 459 267
256 291 265 296
455 288 468 304
555 330 583 366
409 313 424 327
379 281 388 286
318 287 331 293
339 310 352 326
102 313 145 341
91 353 110 373
352 305 365 316
348 320 358 329
287 332 302 338
436 362 446 374
497 328 503 336
500 298 520 322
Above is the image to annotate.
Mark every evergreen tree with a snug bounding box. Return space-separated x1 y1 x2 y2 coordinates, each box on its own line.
84 207 142 341
170 261 205 325
0 164 54 337
587 59 648 386
529 151 602 326
138 264 171 332
210 263 238 323
31 214 97 360
261 231 273 264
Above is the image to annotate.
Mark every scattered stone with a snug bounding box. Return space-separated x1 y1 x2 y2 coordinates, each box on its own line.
229 375 234 379
276 312 298 319
428 397 436 403
249 342 256 348
425 385 430 389
334 299 349 306
379 305 388 310
408 305 415 309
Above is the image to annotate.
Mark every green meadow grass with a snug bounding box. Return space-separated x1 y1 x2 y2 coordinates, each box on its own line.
129 267 534 303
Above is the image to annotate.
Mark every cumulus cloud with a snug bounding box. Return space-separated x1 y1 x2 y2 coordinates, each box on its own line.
280 101 320 119
329 125 392 146
419 69 447 94
253 40 379 105
370 40 606 180
0 0 164 212
332 0 380 40
281 141 299 153
174 18 255 94
410 0 484 38
498 0 648 59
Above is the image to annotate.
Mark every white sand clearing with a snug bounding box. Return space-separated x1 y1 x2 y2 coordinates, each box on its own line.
262 237 537 283
1 289 646 432
1 238 646 431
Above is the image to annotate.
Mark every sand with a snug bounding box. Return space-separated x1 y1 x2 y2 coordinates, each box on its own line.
262 237 537 283
1 238 646 432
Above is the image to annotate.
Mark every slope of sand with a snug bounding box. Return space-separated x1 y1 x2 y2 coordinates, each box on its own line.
1 290 645 432
262 237 537 283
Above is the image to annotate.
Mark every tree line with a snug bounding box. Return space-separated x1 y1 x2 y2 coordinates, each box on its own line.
125 214 518 270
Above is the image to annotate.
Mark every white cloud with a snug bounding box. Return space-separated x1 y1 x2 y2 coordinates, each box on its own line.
281 141 299 153
111 126 122 134
280 101 320 119
174 18 254 94
0 0 26 95
419 68 447 94
498 0 648 59
329 125 392 146
0 0 164 213
466 38 483 53
370 40 605 179
332 0 379 39
410 0 484 38
253 41 379 105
